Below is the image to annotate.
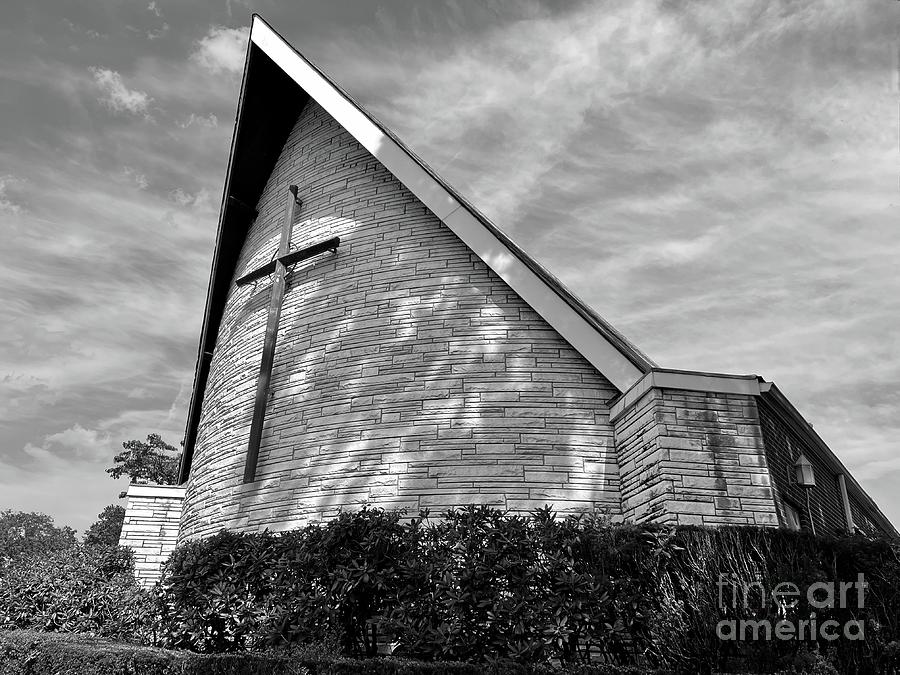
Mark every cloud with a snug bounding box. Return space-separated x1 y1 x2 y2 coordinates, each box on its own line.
0 175 23 213
0 452 127 535
32 423 117 462
147 23 170 40
122 166 149 190
178 112 218 129
169 186 213 210
2 1 898 532
89 67 152 115
191 26 247 75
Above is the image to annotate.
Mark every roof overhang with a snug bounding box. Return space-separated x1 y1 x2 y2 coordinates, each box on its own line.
178 15 655 482
608 368 898 537
757 383 899 538
609 368 763 423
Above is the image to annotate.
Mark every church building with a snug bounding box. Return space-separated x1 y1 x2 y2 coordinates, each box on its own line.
119 16 897 586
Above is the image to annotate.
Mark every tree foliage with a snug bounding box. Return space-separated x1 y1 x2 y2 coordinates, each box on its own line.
0 544 149 640
0 510 76 560
107 433 182 497
84 504 126 547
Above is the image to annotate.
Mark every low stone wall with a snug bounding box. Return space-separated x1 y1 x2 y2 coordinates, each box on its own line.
118 484 185 587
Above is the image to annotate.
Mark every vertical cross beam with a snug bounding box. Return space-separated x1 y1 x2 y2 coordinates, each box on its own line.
243 185 300 483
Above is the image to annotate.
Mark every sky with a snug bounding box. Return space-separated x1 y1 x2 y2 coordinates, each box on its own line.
1 0 898 534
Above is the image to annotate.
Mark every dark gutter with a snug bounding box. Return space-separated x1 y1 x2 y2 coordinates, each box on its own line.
176 27 255 486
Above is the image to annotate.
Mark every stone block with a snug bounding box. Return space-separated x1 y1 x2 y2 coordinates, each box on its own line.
657 436 703 451
667 500 716 516
680 476 727 491
754 512 780 526
738 454 767 467
727 485 774 500
667 449 715 464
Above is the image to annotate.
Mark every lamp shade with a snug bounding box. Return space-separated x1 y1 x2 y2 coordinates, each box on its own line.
794 453 815 488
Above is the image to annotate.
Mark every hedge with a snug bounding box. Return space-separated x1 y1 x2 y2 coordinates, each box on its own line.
3 507 899 673
0 631 663 675
148 507 900 673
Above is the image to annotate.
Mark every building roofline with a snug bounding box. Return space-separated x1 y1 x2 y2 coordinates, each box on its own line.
178 14 654 482
758 384 899 538
607 368 897 537
609 368 763 422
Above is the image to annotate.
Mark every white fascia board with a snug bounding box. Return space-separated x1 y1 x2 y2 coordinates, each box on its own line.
250 17 645 392
610 369 762 422
441 207 643 391
251 21 460 220
125 484 187 499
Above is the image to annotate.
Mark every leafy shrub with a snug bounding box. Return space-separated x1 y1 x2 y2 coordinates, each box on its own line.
0 544 153 641
647 527 900 673
157 508 408 654
386 507 657 664
152 507 900 674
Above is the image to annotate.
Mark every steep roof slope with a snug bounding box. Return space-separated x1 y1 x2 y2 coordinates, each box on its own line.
178 15 654 481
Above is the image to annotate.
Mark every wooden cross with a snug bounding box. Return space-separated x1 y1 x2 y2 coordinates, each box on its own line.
236 185 339 483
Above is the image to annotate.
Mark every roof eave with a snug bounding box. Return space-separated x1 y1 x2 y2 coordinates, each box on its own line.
178 14 655 482
177 28 255 485
759 383 899 538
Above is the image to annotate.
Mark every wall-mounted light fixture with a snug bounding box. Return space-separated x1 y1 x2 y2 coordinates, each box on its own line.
794 453 816 488
792 452 817 535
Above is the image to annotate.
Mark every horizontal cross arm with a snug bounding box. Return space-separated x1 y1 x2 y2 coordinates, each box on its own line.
235 236 341 286
277 236 340 270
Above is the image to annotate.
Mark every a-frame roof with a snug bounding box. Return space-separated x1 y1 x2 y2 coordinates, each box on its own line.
178 15 655 482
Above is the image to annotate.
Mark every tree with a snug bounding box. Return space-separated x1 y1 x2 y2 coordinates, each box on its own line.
107 433 182 497
83 504 125 547
0 510 76 559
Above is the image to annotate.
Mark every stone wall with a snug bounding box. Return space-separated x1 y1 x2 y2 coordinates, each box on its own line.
612 375 779 526
180 99 623 541
119 484 185 587
611 388 670 523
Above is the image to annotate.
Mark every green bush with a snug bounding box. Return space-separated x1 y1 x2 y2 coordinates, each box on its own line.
4 507 897 673
0 544 152 641
151 507 900 674
157 508 409 653
386 507 656 664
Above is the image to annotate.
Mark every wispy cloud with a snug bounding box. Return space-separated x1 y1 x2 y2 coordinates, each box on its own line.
0 175 24 214
191 26 247 75
122 166 149 190
303 0 899 523
89 67 152 115
1 2 897 531
178 112 218 129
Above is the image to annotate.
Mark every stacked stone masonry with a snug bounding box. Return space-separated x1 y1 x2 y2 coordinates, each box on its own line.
174 94 894 547
179 100 624 540
119 485 185 587
613 387 779 527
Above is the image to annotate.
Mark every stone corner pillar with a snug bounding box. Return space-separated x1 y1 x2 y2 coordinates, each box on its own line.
611 369 780 527
118 483 186 588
